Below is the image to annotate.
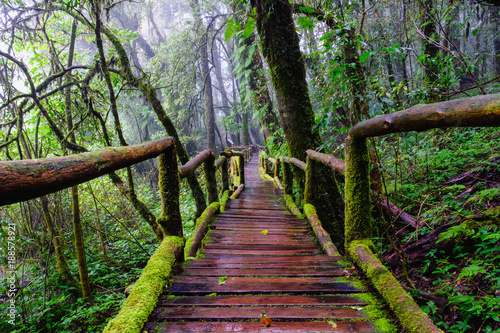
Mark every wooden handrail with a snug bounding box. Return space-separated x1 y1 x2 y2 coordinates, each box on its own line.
281 156 306 171
349 93 500 138
178 149 212 179
306 149 345 174
0 137 175 206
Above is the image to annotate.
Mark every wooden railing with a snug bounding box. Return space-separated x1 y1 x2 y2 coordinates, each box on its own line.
261 93 500 333
0 138 253 333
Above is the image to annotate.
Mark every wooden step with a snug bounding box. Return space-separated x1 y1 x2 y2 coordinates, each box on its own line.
157 295 367 306
143 321 374 333
169 276 363 294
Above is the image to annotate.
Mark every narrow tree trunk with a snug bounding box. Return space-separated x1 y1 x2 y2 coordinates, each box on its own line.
189 0 217 154
66 14 92 302
244 33 280 141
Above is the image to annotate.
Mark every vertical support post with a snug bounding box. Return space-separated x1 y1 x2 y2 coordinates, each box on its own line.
238 155 245 185
157 145 182 237
222 157 229 192
282 159 293 195
345 136 372 246
204 152 219 204
274 157 281 179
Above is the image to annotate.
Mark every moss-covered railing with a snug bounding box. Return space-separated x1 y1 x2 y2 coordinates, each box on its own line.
262 94 500 333
0 137 253 333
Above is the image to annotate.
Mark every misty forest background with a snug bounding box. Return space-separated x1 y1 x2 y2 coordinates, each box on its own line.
0 0 499 332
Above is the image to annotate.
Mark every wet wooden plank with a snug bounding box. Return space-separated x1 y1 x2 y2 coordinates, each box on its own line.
184 261 343 269
178 268 346 277
204 244 318 250
169 277 363 294
157 295 367 306
184 256 341 264
151 306 365 320
202 249 322 256
143 321 374 333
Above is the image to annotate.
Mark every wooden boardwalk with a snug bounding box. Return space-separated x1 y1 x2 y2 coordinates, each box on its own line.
144 158 380 332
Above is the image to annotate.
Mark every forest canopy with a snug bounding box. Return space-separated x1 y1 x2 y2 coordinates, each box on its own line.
0 0 499 332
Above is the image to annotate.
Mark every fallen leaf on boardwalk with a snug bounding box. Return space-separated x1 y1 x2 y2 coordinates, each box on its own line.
327 320 337 328
218 276 228 285
261 229 269 235
260 311 272 327
207 293 217 297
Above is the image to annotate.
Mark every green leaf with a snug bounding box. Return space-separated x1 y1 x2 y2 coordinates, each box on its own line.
359 51 373 62
243 17 256 39
225 18 240 42
218 276 228 285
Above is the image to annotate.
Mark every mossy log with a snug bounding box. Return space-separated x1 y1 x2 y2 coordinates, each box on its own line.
185 202 220 258
348 240 443 333
104 236 184 333
284 194 304 219
230 184 245 199
303 204 340 256
0 137 175 206
349 93 500 138
178 149 212 179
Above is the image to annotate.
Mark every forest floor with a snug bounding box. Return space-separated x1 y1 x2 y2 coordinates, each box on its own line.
382 156 500 333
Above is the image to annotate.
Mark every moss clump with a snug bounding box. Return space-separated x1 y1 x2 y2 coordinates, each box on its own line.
104 236 184 333
284 194 304 218
347 240 443 333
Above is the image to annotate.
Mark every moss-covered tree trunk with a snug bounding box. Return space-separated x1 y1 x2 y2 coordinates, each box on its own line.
252 0 345 250
244 33 280 142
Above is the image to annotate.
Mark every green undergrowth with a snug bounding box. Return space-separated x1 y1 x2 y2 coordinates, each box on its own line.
375 127 500 332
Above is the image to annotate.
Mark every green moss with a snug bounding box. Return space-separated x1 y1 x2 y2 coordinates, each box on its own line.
104 236 184 333
184 202 220 258
347 240 443 333
219 190 229 213
345 136 372 246
284 194 304 218
349 293 397 333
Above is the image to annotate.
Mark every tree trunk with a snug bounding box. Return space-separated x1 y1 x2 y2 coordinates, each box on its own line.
189 0 217 155
244 33 280 142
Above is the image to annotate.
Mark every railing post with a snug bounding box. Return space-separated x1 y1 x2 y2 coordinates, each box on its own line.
274 157 281 179
345 136 372 245
157 144 182 237
238 154 245 185
204 152 219 204
221 157 229 192
282 159 293 195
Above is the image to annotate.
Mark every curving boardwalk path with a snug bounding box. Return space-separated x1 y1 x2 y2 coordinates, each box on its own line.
144 158 385 332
